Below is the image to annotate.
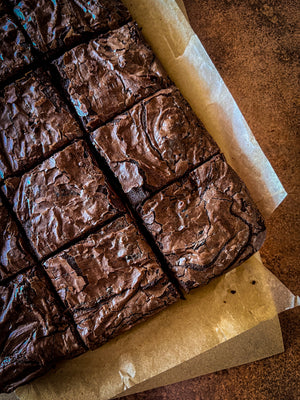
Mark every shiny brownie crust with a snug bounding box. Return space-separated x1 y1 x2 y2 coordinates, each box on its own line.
54 22 170 131
3 140 123 259
44 215 179 349
139 154 266 292
0 267 84 393
11 0 131 53
0 70 82 180
92 86 219 206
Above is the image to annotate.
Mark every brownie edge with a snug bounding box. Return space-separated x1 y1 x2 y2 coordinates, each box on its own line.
139 154 266 292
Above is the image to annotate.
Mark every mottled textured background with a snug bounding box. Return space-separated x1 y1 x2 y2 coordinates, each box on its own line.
119 0 300 399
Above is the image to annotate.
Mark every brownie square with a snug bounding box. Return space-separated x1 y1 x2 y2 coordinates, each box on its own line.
11 0 131 54
54 22 170 131
44 215 179 349
0 197 34 282
3 140 123 259
92 86 220 206
0 267 84 393
139 154 266 292
0 70 82 180
0 15 33 83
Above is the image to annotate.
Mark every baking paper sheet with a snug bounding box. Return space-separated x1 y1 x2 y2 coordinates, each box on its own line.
15 254 298 400
1 1 295 400
122 0 287 218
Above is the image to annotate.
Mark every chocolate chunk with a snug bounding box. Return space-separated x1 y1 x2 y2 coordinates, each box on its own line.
91 86 220 205
0 197 34 282
0 15 33 83
54 22 170 130
44 215 179 349
0 267 84 393
139 154 266 292
3 140 123 259
11 0 131 53
0 70 82 180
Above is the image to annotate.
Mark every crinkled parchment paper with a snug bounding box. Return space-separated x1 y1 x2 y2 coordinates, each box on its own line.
15 255 298 400
8 1 298 400
123 0 287 218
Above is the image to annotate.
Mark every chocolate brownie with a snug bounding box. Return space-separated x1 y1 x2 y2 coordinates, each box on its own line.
139 154 266 292
11 0 131 54
54 22 170 131
0 15 33 83
3 140 124 259
0 197 34 282
0 70 82 180
92 86 220 206
0 267 84 393
44 215 179 349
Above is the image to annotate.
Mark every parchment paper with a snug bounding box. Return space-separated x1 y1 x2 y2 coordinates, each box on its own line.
122 0 287 218
15 254 298 400
4 1 296 400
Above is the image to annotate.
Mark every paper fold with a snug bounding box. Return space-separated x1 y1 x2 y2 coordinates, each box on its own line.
123 0 287 217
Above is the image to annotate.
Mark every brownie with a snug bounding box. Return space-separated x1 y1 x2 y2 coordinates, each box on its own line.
54 22 170 131
0 70 82 180
3 140 124 259
92 86 220 206
11 0 131 54
0 267 84 393
44 215 179 349
0 197 34 282
139 154 266 292
0 15 33 83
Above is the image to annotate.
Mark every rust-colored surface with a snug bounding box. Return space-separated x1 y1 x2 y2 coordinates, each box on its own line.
119 0 299 399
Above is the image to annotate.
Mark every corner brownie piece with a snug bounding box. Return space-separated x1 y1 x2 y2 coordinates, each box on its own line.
11 0 131 54
0 197 34 282
3 140 124 259
139 155 266 292
0 70 82 180
92 86 220 206
0 267 84 393
0 15 33 83
54 22 170 131
44 215 179 349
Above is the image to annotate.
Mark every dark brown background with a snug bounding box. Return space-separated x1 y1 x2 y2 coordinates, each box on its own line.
119 0 300 399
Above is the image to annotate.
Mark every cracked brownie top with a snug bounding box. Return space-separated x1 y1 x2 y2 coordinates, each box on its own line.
91 86 220 206
44 214 179 349
139 154 266 292
53 22 170 131
11 0 131 53
2 140 124 259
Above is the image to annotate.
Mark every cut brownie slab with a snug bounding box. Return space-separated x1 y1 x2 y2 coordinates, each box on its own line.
0 197 34 282
0 70 82 180
11 0 131 54
3 140 124 259
0 267 84 393
91 86 219 206
0 15 33 83
44 215 179 349
138 154 266 292
54 22 170 131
